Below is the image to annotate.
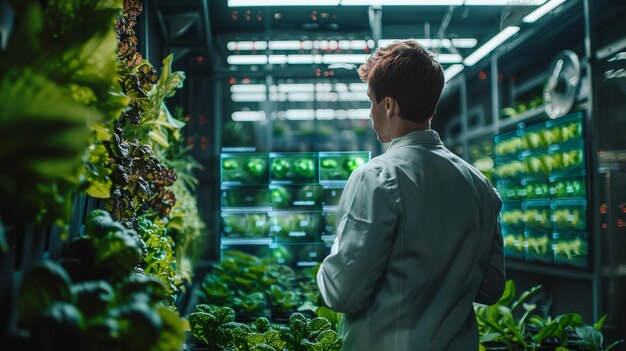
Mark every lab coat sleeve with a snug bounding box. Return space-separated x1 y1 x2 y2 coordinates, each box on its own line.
474 191 505 305
316 165 399 313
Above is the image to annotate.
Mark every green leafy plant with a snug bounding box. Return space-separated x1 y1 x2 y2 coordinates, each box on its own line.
15 247 184 351
0 0 125 231
61 209 145 283
188 307 343 351
476 280 623 351
569 316 624 351
199 251 318 322
136 216 179 304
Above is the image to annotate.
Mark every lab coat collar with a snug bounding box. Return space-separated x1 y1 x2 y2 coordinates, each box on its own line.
387 129 443 152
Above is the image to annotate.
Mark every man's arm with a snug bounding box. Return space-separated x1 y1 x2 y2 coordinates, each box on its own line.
475 195 505 305
316 166 399 314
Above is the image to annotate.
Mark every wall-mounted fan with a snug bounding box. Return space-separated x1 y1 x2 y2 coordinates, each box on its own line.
544 50 581 119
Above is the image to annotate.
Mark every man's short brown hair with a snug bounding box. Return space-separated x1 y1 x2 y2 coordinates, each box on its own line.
358 40 445 123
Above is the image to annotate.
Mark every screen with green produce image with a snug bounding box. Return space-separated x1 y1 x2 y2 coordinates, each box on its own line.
494 112 590 269
270 152 318 184
220 151 370 268
221 187 270 209
270 244 330 268
270 185 321 210
269 213 322 243
222 213 271 239
318 152 370 183
221 153 269 185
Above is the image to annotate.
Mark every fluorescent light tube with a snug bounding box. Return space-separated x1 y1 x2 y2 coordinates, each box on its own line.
285 109 315 120
444 64 464 82
340 0 544 4
278 84 315 93
227 41 267 51
316 92 340 101
335 109 371 119
231 84 267 93
268 55 287 64
378 38 477 49
287 55 317 64
450 38 478 48
338 92 370 101
463 26 519 66
227 55 267 65
229 0 340 6
436 53 463 63
269 41 303 50
338 40 352 50
335 83 349 91
316 110 336 119
341 0 461 5
349 83 368 91
523 0 566 23
232 111 266 121
231 93 267 102
322 54 370 64
287 93 315 102
350 40 368 50
465 0 546 5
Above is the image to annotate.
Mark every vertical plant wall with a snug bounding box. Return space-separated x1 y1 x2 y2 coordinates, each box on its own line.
0 0 206 349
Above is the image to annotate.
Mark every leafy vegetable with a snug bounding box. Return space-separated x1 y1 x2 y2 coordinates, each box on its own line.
343 156 365 173
293 158 315 179
271 158 291 179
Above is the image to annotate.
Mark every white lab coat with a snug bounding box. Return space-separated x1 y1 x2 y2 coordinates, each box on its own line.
317 130 505 351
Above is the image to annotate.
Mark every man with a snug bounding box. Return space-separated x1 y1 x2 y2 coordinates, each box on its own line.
316 40 505 351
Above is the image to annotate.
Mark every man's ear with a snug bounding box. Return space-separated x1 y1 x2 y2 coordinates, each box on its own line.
386 97 398 118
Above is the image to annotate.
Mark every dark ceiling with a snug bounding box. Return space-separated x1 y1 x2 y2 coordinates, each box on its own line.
151 0 542 76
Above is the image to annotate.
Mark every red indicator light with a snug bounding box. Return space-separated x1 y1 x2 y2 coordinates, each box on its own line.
600 203 608 214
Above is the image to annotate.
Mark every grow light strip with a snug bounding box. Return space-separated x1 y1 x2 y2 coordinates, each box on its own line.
231 111 266 121
378 38 478 49
444 64 464 82
463 26 520 66
523 0 566 23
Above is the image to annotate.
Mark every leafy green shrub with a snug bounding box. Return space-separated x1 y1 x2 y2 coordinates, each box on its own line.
15 259 184 351
188 307 343 351
199 251 322 322
476 280 623 351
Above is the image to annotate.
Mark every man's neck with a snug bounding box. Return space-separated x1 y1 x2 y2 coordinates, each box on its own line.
390 118 431 140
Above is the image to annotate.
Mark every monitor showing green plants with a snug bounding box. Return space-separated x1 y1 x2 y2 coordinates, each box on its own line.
494 112 589 269
270 152 318 184
220 151 370 268
221 153 269 185
318 152 370 183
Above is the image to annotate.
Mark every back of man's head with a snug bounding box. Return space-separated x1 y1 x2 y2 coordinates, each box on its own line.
358 40 445 123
